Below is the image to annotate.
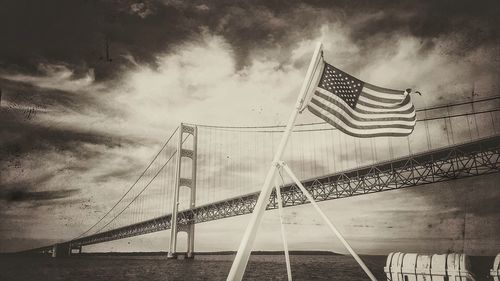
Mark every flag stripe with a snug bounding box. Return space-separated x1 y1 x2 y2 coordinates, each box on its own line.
358 89 408 107
356 94 413 110
308 105 415 137
361 91 403 104
355 103 415 115
314 90 416 121
310 97 416 129
362 87 405 101
364 82 402 95
316 88 414 115
358 95 401 107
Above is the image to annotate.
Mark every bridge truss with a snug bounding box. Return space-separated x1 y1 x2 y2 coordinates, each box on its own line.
54 134 499 249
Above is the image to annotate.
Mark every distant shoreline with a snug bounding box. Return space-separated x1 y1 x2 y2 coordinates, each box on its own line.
1 250 344 256
80 250 344 256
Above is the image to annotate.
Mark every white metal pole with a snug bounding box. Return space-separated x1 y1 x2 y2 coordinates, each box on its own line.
280 162 378 281
226 42 323 281
274 175 292 281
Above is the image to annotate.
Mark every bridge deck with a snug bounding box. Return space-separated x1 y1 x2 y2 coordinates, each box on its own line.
24 135 500 252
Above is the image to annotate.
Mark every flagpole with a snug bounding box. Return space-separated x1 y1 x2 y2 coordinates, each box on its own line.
274 175 292 281
226 42 323 281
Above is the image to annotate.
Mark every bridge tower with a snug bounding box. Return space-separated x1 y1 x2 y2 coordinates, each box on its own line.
168 123 197 259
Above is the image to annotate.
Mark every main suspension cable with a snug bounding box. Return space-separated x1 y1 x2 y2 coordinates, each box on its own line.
88 134 190 236
187 95 499 130
74 126 180 239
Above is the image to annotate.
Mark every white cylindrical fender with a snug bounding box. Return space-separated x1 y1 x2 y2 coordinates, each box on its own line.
385 252 476 281
401 253 419 281
415 254 432 281
385 252 396 281
430 254 448 281
491 254 500 281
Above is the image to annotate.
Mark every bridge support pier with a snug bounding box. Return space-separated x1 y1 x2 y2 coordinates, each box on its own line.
168 123 197 259
186 223 195 259
51 243 71 258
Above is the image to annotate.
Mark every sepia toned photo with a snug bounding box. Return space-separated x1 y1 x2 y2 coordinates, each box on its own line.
0 1 499 280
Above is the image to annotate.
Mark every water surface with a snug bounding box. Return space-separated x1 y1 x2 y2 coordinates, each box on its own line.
0 254 493 280
0 254 386 281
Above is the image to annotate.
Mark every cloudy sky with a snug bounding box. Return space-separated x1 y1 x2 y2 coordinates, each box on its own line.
0 0 499 254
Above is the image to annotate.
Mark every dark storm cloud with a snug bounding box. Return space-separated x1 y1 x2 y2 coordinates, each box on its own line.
0 173 79 205
0 188 79 203
0 109 128 159
0 78 119 116
0 0 200 80
2 0 498 79
341 1 499 39
0 101 138 184
0 77 137 162
1 94 146 213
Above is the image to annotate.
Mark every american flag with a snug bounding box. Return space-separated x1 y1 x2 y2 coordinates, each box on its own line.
306 62 416 137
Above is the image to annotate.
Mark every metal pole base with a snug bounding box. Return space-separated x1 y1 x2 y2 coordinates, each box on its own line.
185 252 195 259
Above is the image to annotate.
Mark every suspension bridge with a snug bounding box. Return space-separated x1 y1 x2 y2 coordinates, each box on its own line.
19 96 500 258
